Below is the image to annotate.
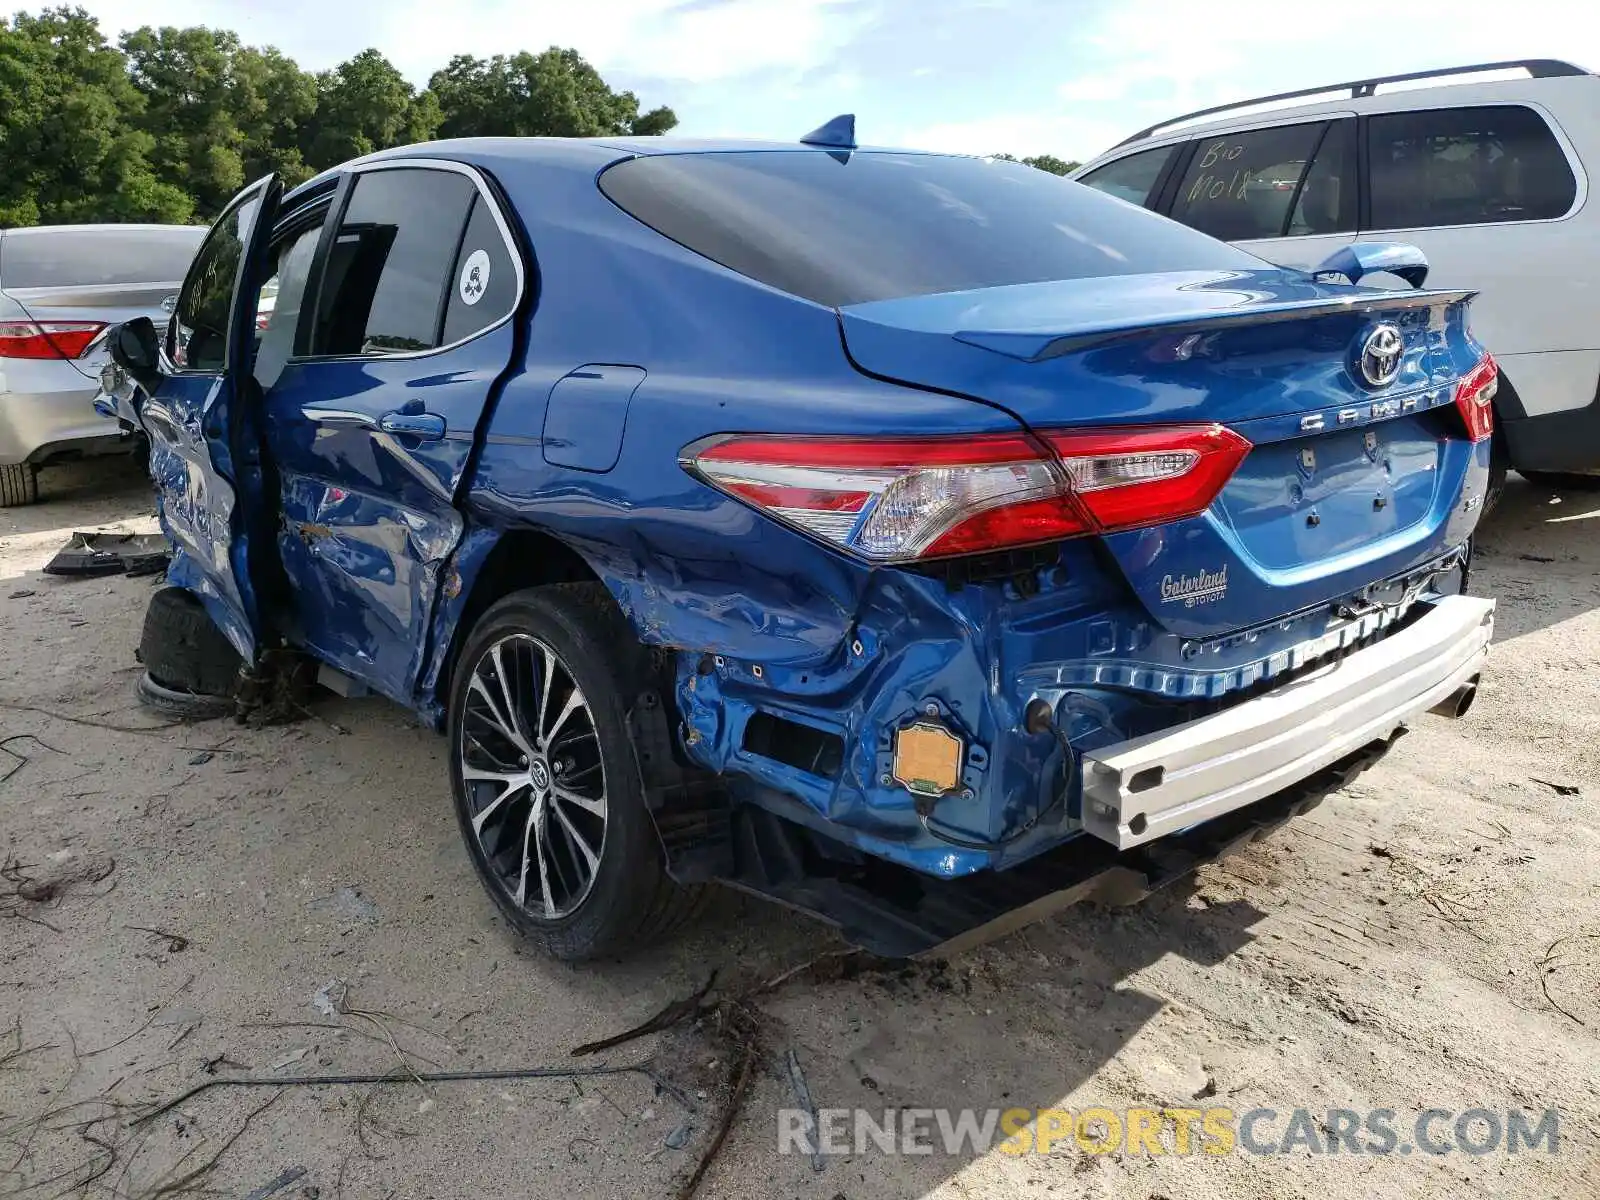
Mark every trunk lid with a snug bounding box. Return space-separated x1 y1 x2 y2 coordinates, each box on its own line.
840 268 1486 637
1 282 181 379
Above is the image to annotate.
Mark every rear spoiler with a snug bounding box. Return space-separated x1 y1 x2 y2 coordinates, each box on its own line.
954 289 1476 362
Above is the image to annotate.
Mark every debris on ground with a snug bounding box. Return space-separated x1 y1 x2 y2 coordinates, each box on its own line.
126 924 192 953
569 950 923 1198
0 731 61 785
664 1121 693 1150
270 1046 313 1073
311 979 348 1018
784 1047 825 1173
1536 932 1599 1026
2 852 116 929
43 530 171 578
243 1164 308 1200
1530 778 1581 796
308 885 380 924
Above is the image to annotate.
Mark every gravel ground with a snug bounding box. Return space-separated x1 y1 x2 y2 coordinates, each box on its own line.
2 457 1597 1199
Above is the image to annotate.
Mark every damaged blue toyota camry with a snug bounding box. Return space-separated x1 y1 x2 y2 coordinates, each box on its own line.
105 117 1497 961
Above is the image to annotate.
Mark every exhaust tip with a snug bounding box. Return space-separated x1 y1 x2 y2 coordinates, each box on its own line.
1429 676 1480 720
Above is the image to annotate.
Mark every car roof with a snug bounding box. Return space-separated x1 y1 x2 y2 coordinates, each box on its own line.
367 135 960 163
1077 59 1599 170
282 137 969 208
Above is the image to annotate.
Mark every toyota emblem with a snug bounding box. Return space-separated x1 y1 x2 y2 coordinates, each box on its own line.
1359 324 1404 388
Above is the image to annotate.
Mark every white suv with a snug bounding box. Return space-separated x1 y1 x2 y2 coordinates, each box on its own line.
1072 59 1600 489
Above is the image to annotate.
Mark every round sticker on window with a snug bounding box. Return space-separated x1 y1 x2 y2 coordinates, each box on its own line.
458 249 491 306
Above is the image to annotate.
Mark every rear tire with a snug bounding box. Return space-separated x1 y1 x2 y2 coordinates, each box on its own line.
0 463 39 507
447 583 702 961
138 587 243 698
1520 470 1600 492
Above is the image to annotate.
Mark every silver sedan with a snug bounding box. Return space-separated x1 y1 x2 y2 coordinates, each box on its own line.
0 223 205 506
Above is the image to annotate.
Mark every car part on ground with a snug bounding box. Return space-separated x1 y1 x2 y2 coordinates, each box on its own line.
119 136 1497 959
43 531 170 578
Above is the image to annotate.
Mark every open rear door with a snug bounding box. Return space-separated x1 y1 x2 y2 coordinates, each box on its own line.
136 174 282 660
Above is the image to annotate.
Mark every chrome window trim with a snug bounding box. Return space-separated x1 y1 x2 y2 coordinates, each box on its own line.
293 157 525 365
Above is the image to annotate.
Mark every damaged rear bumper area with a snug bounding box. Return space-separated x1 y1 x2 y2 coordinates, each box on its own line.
671 541 1484 882
1079 594 1495 849
688 737 1399 959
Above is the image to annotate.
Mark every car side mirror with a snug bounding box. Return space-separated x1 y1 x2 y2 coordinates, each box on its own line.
109 317 164 393
1311 242 1429 289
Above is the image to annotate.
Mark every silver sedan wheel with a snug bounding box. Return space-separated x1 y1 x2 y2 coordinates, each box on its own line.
457 633 608 920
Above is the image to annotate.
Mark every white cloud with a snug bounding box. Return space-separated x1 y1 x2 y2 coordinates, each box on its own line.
898 112 1121 160
82 0 875 85
607 0 875 83
901 0 1600 161
74 0 1600 155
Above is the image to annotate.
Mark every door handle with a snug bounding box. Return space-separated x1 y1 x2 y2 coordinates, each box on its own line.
378 410 446 440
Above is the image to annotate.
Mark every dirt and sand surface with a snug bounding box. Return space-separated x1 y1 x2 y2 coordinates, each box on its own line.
2 457 1597 1199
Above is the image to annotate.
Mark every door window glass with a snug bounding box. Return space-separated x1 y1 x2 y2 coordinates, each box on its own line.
1169 123 1325 241
1075 146 1175 208
253 223 322 390
1287 120 1357 236
1367 104 1577 230
311 168 476 357
172 187 264 371
440 195 518 345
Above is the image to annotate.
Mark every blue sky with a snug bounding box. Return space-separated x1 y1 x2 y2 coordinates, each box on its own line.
83 0 1600 162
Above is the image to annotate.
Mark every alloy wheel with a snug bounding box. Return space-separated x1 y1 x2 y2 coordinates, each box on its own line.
457 633 608 919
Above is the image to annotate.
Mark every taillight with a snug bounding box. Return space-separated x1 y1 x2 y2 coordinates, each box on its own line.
1453 353 1498 442
686 424 1251 563
0 320 106 360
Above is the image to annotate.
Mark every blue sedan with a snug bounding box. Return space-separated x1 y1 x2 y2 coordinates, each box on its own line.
109 118 1497 960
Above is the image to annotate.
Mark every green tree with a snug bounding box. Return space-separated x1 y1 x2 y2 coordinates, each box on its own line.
0 7 190 226
0 9 676 228
428 48 676 139
302 48 438 171
1023 153 1080 176
233 46 319 186
993 152 1082 176
119 24 252 218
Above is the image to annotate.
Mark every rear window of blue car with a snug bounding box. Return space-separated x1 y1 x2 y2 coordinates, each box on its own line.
599 151 1263 307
